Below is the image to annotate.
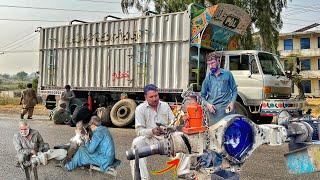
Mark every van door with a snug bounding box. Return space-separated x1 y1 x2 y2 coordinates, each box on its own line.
228 54 263 102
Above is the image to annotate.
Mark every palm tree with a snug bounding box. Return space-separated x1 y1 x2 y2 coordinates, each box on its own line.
120 0 288 53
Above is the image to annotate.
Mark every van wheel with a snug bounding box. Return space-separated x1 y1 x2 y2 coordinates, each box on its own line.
259 116 273 124
234 102 255 122
97 105 112 126
234 102 249 116
110 99 137 127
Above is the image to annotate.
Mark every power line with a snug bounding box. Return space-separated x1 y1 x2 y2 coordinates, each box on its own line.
5 34 38 52
285 17 318 23
0 4 122 13
76 0 119 3
0 29 35 49
2 50 38 54
0 18 69 22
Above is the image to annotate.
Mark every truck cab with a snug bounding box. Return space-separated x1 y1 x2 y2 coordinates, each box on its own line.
219 50 305 123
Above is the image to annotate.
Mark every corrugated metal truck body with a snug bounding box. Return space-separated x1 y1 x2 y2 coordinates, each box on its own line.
39 12 190 93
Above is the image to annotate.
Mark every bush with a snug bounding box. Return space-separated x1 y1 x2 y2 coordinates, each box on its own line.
17 83 26 89
32 78 38 91
0 96 21 105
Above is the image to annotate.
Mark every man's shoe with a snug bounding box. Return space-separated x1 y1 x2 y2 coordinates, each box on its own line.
27 117 32 119
178 173 195 180
41 153 48 165
55 161 69 171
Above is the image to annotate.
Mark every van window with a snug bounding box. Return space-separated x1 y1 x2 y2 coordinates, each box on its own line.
251 58 259 74
258 53 284 76
229 55 249 70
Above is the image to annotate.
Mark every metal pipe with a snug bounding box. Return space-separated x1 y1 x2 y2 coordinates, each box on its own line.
144 10 158 15
69 19 88 25
104 15 121 21
24 167 31 180
32 165 39 180
134 148 141 180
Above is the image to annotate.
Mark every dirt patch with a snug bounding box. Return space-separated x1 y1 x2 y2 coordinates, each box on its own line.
305 98 320 117
0 104 50 116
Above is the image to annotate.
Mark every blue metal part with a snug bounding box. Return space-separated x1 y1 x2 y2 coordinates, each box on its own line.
284 145 320 174
223 117 254 161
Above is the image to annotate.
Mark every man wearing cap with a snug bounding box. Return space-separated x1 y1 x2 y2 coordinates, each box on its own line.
130 84 191 180
64 116 115 172
201 52 238 125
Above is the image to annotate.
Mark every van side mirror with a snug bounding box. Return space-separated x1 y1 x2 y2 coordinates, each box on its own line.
285 70 292 78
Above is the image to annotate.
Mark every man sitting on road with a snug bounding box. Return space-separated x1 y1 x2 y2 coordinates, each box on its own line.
130 84 191 180
64 116 115 172
13 120 50 167
51 101 71 125
68 103 92 127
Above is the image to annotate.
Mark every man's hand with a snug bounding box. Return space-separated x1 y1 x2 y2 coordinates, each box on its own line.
226 102 234 113
152 127 164 136
75 129 81 134
19 101 22 105
31 149 37 155
206 104 216 113
84 134 90 141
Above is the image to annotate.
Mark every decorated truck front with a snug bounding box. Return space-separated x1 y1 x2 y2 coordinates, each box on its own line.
188 5 304 123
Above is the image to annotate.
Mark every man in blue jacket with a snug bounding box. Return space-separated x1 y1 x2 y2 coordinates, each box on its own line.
64 116 115 172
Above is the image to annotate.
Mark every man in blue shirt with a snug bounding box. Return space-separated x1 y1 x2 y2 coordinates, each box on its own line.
64 116 115 172
200 52 238 125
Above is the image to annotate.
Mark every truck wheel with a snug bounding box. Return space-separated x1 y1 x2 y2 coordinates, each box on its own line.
234 102 249 117
234 101 256 123
259 116 273 124
110 99 137 127
97 106 112 126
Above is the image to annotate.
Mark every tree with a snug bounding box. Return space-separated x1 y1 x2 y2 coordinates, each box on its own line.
1 73 10 79
121 0 287 53
16 71 28 81
32 77 38 91
284 54 304 100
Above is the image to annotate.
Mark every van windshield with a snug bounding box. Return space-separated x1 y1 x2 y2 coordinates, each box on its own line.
258 53 284 76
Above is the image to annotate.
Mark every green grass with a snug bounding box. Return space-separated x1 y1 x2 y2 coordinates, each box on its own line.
0 83 19 91
0 96 20 105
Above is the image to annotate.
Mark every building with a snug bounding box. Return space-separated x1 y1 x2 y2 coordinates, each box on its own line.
278 23 320 97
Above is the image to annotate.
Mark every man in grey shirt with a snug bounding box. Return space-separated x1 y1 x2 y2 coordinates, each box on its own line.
13 120 49 166
61 84 76 112
130 84 190 180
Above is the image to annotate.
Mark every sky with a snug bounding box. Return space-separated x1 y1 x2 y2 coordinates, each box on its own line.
0 0 319 75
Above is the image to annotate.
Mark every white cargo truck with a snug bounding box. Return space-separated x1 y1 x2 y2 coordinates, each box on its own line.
218 50 305 123
38 3 303 126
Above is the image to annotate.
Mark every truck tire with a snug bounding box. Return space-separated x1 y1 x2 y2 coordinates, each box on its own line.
110 99 137 127
234 102 249 117
258 116 273 124
97 106 112 126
